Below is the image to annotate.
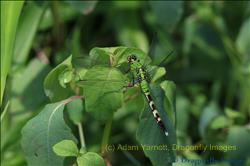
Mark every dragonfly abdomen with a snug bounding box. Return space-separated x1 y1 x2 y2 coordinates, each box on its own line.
144 91 169 136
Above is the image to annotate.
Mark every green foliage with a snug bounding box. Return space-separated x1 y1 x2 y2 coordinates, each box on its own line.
78 67 126 121
136 84 176 166
1 1 24 104
53 140 79 157
44 56 73 102
21 99 78 166
13 2 47 67
77 152 105 166
2 1 250 166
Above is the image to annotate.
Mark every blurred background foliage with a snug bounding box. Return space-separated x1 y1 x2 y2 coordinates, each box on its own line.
1 1 250 166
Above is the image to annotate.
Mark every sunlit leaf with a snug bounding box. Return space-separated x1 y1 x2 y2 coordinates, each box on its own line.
53 140 79 157
77 152 105 166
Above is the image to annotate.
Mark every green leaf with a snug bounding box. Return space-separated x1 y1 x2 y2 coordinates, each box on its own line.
66 1 97 15
21 98 78 166
44 56 73 102
183 16 197 54
78 67 127 121
58 68 74 88
114 11 149 53
236 17 250 57
199 102 220 138
225 126 250 163
150 67 166 83
149 1 183 32
53 140 79 157
136 84 176 166
160 81 176 126
66 98 84 124
77 152 105 166
225 108 245 122
210 115 229 130
39 3 78 31
87 46 150 68
13 2 47 67
1 1 24 104
0 101 10 122
11 59 50 110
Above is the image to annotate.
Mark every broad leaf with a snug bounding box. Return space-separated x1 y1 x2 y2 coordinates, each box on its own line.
53 140 79 157
136 84 176 166
21 98 78 166
44 56 73 102
78 67 127 121
77 152 105 166
1 1 24 104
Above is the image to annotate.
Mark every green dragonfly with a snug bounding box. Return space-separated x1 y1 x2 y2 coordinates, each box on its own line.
74 46 174 137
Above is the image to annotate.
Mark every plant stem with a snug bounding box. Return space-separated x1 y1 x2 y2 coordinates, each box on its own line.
51 0 63 48
78 122 86 149
101 117 113 156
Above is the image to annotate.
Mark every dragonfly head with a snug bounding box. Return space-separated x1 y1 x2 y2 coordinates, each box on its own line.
127 55 137 63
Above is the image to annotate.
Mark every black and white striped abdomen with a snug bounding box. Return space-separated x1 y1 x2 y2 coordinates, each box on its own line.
144 92 168 136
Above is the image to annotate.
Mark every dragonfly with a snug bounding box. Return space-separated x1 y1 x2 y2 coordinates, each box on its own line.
127 54 169 136
75 48 173 137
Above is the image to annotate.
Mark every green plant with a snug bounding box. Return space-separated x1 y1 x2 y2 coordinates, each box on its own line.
1 1 250 166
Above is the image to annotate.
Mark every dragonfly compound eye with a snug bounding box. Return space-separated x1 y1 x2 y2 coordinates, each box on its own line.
127 55 137 63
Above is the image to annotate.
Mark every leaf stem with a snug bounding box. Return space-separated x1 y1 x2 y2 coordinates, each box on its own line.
101 117 113 156
77 122 86 149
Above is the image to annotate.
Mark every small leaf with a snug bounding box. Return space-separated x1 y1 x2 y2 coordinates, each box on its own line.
58 68 74 88
77 152 105 166
210 115 229 129
150 67 166 83
44 55 73 102
225 108 245 123
53 140 79 157
66 98 84 124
